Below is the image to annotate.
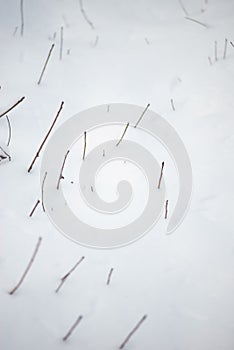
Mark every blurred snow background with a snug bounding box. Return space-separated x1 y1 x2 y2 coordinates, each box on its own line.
1 0 234 349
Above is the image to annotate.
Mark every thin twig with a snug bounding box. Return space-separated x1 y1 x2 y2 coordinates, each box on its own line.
208 56 212 65
157 161 164 189
230 41 234 48
9 237 42 295
170 98 175 111
62 315 83 341
178 0 188 16
37 43 55 85
185 17 208 28
0 146 11 161
103 149 105 157
55 256 85 293
79 0 95 30
165 199 169 219
134 103 150 128
28 101 64 172
41 172 47 212
214 40 218 61
119 315 148 349
6 115 11 146
223 38 228 59
13 26 18 36
29 199 40 217
0 96 25 119
107 104 110 112
92 35 99 47
106 267 114 285
60 26 63 60
20 0 24 36
82 131 87 160
91 185 94 192
116 122 129 146
56 150 70 190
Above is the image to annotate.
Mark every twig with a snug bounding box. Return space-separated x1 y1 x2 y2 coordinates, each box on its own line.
106 267 114 285
29 199 40 217
82 131 87 160
9 237 42 295
92 35 99 47
223 38 228 59
185 17 208 28
0 146 11 161
41 172 47 212
165 199 169 219
0 96 25 119
134 103 150 128
20 0 24 36
60 26 63 60
214 40 218 61
170 98 175 111
103 149 105 157
178 0 188 16
230 41 234 48
56 150 70 190
116 122 129 146
37 43 55 85
119 315 147 349
6 115 11 146
55 256 85 293
13 26 18 36
28 101 64 172
79 0 95 30
91 185 94 192
157 161 164 189
62 315 83 341
208 56 212 65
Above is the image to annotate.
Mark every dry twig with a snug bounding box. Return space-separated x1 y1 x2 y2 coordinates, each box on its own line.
157 161 164 189
0 96 25 119
37 43 55 85
106 267 114 285
62 315 83 341
56 150 70 190
116 122 129 146
55 256 85 293
119 315 147 349
29 199 40 217
134 103 150 128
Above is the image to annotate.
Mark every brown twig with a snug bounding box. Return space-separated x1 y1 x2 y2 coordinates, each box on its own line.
119 315 147 349
185 17 208 28
60 26 63 60
82 131 87 160
28 101 64 172
157 161 164 189
56 150 70 190
5 115 12 146
134 103 150 128
37 43 55 85
170 98 175 111
214 40 218 61
20 0 24 36
165 199 169 219
223 38 228 59
79 0 95 30
0 146 11 161
55 256 85 293
29 199 40 217
9 237 42 295
106 267 114 285
116 122 129 146
41 172 47 212
62 315 83 341
0 96 25 119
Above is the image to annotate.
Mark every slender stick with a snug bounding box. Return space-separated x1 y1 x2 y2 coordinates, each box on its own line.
230 41 234 48
106 267 114 285
13 26 18 36
28 101 64 172
0 146 11 161
62 315 83 341
41 172 47 212
178 0 188 16
134 103 150 128
92 35 99 47
37 43 55 85
214 40 218 61
60 26 63 60
208 56 212 65
157 161 164 189
82 131 87 160
29 199 40 217
55 256 85 293
185 17 208 28
165 199 169 219
56 150 70 190
9 237 42 295
223 38 228 59
91 185 94 192
5 116 12 146
116 122 129 146
119 315 147 349
79 0 95 30
0 96 25 119
170 98 175 111
20 0 24 36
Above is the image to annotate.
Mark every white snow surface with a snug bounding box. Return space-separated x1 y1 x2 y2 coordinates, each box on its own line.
1 0 234 349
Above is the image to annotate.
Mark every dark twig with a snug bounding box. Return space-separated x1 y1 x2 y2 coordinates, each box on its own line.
6 115 11 146
116 122 129 146
165 199 169 219
134 103 150 128
230 41 234 48
157 161 164 189
37 43 55 85
170 98 175 111
20 0 24 36
0 96 25 119
9 237 42 295
185 17 208 28
223 38 228 59
29 199 40 217
55 256 85 293
56 150 70 190
79 0 95 30
28 101 64 172
62 315 83 341
214 40 218 61
119 315 148 349
0 146 11 161
82 131 87 160
60 26 63 60
106 267 114 285
41 172 47 212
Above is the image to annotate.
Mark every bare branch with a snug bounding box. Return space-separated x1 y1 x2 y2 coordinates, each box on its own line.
56 150 70 190
119 315 148 349
116 122 129 146
134 103 150 128
79 0 95 30
82 131 87 160
0 96 25 119
157 161 164 189
170 98 175 111
29 199 40 217
185 17 208 28
6 115 11 146
62 315 83 341
178 0 188 16
55 256 85 293
106 267 114 285
165 199 169 219
37 43 55 85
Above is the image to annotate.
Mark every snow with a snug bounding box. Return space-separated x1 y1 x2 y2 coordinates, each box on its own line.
1 0 234 349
